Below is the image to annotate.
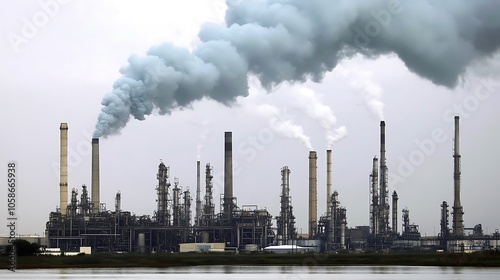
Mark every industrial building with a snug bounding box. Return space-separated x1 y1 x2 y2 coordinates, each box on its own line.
45 117 500 253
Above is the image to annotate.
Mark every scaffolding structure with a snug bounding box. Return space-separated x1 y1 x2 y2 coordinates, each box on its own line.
46 160 274 253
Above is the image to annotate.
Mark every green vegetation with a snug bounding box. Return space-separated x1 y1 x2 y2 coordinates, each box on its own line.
4 239 40 256
3 251 500 269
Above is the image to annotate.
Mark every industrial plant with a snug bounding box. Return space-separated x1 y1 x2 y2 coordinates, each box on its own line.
45 117 500 253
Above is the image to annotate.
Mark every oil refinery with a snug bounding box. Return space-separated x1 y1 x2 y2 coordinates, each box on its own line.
45 116 500 253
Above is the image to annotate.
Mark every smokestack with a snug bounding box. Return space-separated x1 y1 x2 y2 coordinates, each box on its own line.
115 191 121 213
195 160 201 225
91 138 100 214
392 191 398 235
59 123 68 216
224 132 233 219
308 151 317 238
379 121 389 235
326 150 332 217
452 116 464 236
370 156 379 236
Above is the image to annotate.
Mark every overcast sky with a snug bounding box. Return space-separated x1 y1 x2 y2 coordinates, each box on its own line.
1 0 499 237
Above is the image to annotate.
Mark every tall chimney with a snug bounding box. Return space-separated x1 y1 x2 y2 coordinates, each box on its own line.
308 151 318 238
392 191 398 235
91 138 100 214
452 116 464 236
326 150 332 217
59 123 68 216
195 160 201 225
379 121 389 235
370 156 379 236
223 132 233 219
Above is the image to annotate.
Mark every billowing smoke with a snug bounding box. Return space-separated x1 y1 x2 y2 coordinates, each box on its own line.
94 0 500 137
293 87 347 148
196 120 211 161
337 66 385 120
258 104 313 150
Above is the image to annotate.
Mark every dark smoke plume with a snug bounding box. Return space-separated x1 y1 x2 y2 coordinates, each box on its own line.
94 0 500 137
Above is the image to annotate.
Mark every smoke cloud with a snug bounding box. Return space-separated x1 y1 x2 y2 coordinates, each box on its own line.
195 120 211 161
293 87 347 148
94 0 500 137
258 104 313 150
338 66 385 120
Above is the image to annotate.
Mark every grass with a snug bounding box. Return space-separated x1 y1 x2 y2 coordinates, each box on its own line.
3 251 500 269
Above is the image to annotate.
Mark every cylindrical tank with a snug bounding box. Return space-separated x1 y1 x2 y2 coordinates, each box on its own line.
138 233 145 253
201 231 209 243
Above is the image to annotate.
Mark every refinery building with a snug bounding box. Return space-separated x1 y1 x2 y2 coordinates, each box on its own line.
44 117 500 253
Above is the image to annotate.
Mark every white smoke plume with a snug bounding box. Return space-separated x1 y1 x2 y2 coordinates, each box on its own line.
196 120 211 161
293 87 347 148
337 67 385 120
257 104 313 150
94 0 500 137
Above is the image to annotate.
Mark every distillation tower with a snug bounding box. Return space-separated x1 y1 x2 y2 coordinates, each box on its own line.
276 166 296 245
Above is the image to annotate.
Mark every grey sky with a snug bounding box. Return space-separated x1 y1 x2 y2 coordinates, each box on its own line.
1 0 499 237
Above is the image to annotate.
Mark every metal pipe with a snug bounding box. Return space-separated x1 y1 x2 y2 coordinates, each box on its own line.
440 201 450 238
370 156 379 236
340 221 346 250
91 138 100 214
392 191 398 235
59 123 68 216
204 163 214 225
224 132 233 219
452 116 464 236
196 161 201 226
379 121 389 235
326 150 332 217
115 191 121 213
157 162 169 225
280 166 291 245
308 151 317 238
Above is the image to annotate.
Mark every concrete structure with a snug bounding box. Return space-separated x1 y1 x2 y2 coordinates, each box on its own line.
59 123 68 217
44 117 498 254
452 116 464 236
308 151 317 238
223 132 234 220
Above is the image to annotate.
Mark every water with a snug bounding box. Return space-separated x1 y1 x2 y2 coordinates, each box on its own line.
1 266 499 279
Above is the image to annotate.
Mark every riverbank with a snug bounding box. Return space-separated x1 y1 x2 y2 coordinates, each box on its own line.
3 251 500 269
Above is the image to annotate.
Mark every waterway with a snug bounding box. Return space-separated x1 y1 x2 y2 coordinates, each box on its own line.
1 265 500 279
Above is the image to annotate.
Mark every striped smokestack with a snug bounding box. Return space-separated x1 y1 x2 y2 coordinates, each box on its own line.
59 123 68 216
91 138 100 214
326 150 332 217
224 132 233 219
308 151 317 238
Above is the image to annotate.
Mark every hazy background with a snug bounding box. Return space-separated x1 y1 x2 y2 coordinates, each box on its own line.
1 0 499 237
